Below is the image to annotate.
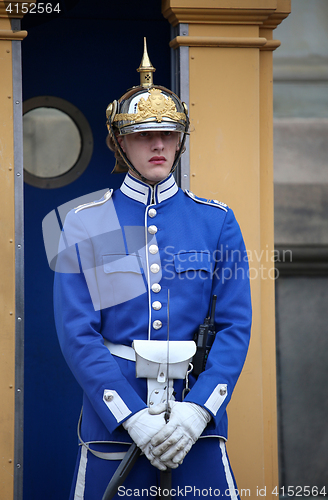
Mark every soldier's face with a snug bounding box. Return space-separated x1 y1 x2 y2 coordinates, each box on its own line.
117 131 180 185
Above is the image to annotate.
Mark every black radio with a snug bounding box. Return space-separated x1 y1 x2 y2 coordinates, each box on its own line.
192 295 217 378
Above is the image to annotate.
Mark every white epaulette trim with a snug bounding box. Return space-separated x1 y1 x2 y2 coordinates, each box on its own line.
185 190 228 212
74 189 113 213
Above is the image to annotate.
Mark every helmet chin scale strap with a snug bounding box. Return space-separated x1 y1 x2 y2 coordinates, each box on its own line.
170 114 190 176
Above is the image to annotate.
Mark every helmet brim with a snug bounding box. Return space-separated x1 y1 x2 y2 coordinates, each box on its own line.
118 120 186 136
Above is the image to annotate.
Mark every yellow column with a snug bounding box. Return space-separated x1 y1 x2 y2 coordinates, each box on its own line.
258 2 291 494
162 1 290 498
0 14 16 498
0 2 26 498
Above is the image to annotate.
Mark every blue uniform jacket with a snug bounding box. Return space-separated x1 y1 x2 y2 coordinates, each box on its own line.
54 173 252 446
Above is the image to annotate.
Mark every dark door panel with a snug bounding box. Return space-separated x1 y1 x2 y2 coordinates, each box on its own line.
22 3 171 497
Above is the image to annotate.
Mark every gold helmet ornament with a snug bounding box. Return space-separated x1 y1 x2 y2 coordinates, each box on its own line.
106 38 189 181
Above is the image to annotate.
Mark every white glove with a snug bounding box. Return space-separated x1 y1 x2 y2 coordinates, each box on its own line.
149 401 211 466
122 408 168 470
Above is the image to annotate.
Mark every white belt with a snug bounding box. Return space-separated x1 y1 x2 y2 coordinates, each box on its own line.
104 339 136 361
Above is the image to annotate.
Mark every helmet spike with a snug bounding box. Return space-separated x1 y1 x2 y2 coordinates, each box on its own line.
137 37 156 87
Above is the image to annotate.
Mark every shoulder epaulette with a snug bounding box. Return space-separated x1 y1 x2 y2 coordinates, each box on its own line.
185 190 228 212
74 189 113 213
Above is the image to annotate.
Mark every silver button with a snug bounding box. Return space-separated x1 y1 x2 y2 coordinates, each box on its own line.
153 320 162 330
152 301 162 311
151 283 161 293
148 225 158 235
104 392 114 402
219 388 227 396
150 263 160 274
148 208 157 218
149 244 159 255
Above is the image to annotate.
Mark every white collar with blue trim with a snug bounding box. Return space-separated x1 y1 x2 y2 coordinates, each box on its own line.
120 173 178 205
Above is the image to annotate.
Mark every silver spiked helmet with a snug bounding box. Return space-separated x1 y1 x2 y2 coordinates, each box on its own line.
106 38 189 178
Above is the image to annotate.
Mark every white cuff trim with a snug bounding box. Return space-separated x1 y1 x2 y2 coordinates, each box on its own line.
204 384 228 416
103 389 132 423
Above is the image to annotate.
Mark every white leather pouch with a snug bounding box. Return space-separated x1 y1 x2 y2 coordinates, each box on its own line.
132 340 196 384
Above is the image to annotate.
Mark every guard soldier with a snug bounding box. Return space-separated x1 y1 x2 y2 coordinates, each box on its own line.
54 39 252 500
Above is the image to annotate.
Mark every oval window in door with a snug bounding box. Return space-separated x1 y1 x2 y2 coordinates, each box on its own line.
23 96 93 188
